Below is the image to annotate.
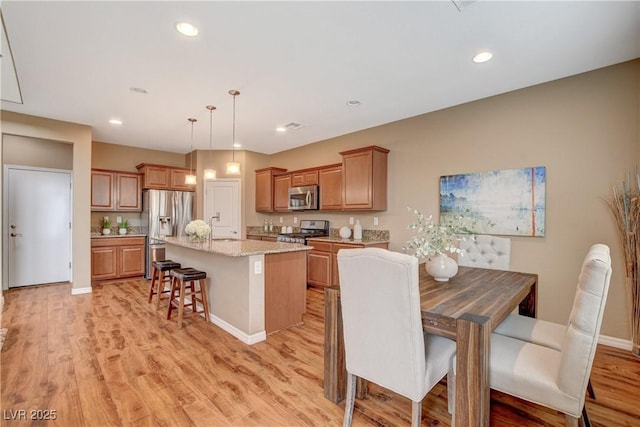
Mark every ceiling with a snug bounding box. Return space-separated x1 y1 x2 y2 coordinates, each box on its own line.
1 1 639 155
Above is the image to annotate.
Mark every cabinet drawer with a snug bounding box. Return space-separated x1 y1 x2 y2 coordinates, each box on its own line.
91 237 146 247
332 243 364 254
307 240 331 252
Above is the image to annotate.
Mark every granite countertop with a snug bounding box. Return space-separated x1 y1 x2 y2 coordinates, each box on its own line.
245 231 282 237
306 236 390 245
160 236 312 257
91 233 147 238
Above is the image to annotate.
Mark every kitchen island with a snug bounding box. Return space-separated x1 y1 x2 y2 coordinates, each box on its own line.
161 236 311 344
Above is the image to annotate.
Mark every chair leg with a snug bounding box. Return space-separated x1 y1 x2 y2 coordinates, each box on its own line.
581 405 592 427
343 372 356 427
587 378 596 399
148 268 158 303
447 369 455 416
565 414 579 427
199 279 210 322
411 400 422 427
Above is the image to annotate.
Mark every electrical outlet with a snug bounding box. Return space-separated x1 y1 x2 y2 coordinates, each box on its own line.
349 217 354 225
279 217 283 223
373 217 379 226
116 216 122 224
293 217 298 224
254 261 262 275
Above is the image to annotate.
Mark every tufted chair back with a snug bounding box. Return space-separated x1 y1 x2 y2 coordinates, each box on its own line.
458 235 511 270
557 244 612 406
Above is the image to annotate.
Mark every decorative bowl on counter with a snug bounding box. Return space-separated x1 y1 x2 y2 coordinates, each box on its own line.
339 226 352 239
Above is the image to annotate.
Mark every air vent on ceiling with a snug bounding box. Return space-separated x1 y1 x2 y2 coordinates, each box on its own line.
452 0 476 12
283 122 304 131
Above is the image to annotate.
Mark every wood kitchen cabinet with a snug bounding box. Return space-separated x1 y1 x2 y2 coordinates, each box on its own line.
274 173 292 212
91 169 142 212
91 237 146 282
255 167 287 212
307 239 389 287
136 163 195 191
340 145 389 211
318 163 343 210
291 168 319 186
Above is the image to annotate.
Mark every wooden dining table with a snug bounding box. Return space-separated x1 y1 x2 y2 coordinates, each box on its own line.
323 265 538 427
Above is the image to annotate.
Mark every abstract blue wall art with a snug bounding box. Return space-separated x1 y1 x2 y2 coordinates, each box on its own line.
440 166 546 237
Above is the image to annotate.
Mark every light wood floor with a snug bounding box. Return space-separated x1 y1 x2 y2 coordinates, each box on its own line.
1 280 639 426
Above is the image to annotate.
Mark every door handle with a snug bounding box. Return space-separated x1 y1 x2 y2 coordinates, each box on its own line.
306 191 311 208
10 233 22 237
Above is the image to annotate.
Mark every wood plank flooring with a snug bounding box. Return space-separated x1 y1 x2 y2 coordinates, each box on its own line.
1 280 639 426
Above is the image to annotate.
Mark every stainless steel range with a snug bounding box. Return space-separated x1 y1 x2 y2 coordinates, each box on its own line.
277 219 329 244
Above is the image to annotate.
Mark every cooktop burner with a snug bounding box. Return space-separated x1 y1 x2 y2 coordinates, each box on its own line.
277 220 329 244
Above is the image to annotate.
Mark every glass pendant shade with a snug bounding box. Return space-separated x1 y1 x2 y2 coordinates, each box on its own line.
204 169 217 180
184 174 197 185
226 161 240 175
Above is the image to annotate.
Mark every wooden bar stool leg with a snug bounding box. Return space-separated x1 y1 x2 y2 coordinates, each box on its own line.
189 280 198 313
177 279 187 329
167 276 178 320
156 271 169 309
148 267 159 303
199 279 210 322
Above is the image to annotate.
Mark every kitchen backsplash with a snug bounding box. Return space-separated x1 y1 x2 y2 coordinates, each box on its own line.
246 225 389 241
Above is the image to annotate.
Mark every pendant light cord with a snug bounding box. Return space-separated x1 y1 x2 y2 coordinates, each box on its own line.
188 117 196 174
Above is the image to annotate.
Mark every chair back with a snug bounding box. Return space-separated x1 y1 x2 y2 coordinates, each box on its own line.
337 247 427 401
557 244 612 403
458 235 511 270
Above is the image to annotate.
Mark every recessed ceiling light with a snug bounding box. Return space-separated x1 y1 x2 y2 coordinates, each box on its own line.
176 22 198 37
473 51 493 63
276 127 286 132
130 87 148 94
346 100 361 107
233 143 242 148
109 119 123 125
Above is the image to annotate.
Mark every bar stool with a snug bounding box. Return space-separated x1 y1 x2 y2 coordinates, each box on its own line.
148 260 181 308
167 268 210 329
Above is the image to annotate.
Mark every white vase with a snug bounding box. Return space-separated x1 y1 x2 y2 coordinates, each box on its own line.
425 254 458 282
102 228 111 235
119 228 127 235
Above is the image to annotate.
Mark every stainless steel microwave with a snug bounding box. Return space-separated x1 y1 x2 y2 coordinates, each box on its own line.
288 185 319 210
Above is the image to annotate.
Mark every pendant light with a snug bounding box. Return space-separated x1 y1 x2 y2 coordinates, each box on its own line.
203 105 217 180
184 117 197 185
226 89 241 175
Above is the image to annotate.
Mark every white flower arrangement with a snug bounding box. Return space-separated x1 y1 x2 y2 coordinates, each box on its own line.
185 219 211 241
403 208 476 259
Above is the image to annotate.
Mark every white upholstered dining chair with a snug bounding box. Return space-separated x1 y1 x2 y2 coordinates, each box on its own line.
488 244 612 427
337 248 456 427
457 235 511 270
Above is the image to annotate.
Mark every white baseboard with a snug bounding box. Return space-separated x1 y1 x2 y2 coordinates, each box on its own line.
209 313 266 345
598 334 632 351
71 286 92 295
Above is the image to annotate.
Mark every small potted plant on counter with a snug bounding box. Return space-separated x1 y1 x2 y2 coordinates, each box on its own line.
102 217 111 235
119 219 129 235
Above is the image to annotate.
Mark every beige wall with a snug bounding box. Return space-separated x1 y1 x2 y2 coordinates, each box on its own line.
1 111 92 291
255 59 640 340
3 135 73 169
92 140 186 171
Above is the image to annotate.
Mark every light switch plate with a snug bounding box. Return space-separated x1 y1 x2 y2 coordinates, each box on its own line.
254 261 262 275
349 217 354 225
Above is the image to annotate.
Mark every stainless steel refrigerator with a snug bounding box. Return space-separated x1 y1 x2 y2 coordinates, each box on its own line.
142 189 195 279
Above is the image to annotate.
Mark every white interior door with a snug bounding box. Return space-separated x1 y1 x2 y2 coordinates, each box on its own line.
204 179 240 238
6 167 72 287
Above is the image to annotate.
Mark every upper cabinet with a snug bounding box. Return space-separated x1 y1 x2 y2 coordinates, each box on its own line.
273 173 292 212
91 169 142 212
136 163 195 191
340 146 389 211
255 167 287 212
318 163 342 211
253 145 389 212
291 168 319 186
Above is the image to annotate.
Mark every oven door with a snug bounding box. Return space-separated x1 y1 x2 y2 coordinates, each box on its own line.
288 185 318 210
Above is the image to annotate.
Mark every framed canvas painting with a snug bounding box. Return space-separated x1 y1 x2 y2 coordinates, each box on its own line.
440 166 546 237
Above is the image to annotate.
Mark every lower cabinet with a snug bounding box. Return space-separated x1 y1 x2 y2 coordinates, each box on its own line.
91 237 146 282
246 234 278 242
307 239 389 287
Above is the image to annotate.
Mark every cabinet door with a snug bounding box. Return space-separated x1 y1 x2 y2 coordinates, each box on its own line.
142 165 170 189
91 171 114 210
91 246 118 280
256 170 275 212
292 170 319 186
118 245 145 277
171 168 195 191
274 174 292 211
319 165 343 210
341 146 389 211
115 173 142 211
307 250 331 287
